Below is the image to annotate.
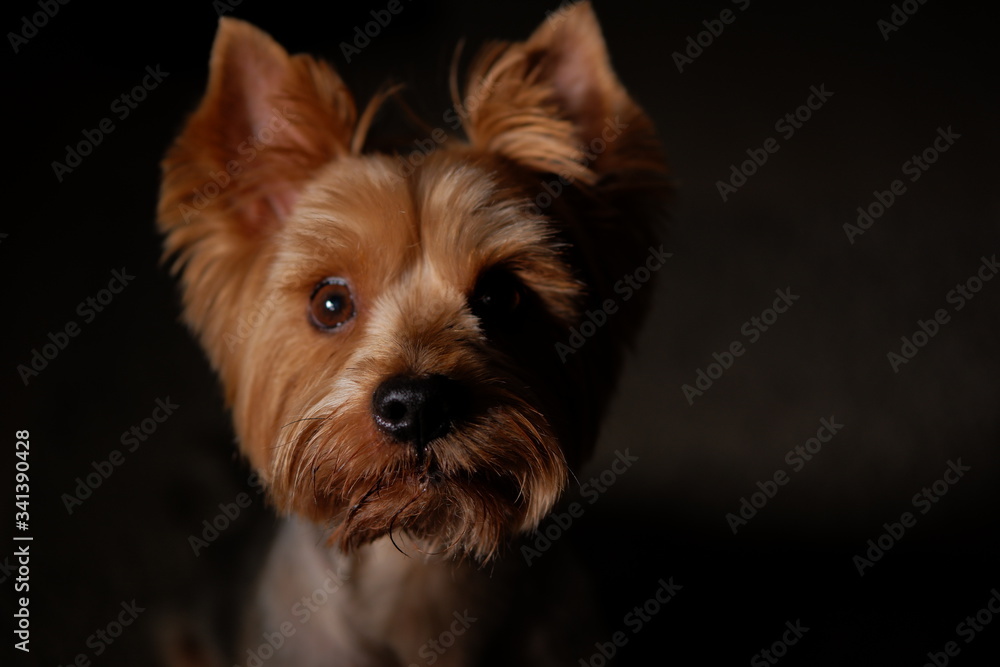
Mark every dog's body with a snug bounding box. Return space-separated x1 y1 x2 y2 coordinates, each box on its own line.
242 519 599 666
159 3 667 664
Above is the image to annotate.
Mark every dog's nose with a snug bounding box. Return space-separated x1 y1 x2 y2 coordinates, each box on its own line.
371 374 464 448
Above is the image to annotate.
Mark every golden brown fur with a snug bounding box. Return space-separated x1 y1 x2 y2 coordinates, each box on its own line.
159 2 667 663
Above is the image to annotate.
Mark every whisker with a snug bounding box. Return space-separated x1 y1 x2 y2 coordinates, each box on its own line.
281 416 330 430
388 490 426 559
347 482 383 525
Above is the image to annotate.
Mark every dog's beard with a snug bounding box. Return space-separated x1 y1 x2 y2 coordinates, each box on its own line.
268 381 567 561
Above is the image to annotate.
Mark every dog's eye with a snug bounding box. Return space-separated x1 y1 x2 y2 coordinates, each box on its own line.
309 278 355 331
471 269 523 326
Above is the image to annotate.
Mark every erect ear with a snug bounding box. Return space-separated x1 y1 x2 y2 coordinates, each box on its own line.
459 1 665 188
157 18 357 361
159 18 356 239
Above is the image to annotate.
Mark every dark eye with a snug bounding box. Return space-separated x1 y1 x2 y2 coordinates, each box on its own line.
309 278 355 331
471 268 523 327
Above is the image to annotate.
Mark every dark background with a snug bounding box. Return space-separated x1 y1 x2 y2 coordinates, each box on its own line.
4 0 998 665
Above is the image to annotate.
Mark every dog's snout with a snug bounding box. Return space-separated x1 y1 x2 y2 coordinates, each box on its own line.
372 374 464 448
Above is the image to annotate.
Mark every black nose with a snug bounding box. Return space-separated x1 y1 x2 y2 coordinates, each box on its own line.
371 374 464 448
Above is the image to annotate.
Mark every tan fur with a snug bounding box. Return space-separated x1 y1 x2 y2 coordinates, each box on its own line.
159 3 668 663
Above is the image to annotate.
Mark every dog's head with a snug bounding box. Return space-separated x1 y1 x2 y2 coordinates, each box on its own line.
158 2 667 560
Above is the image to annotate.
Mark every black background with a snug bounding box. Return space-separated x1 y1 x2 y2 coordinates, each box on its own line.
3 0 998 665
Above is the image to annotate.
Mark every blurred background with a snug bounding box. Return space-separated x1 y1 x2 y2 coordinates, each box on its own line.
4 0 997 664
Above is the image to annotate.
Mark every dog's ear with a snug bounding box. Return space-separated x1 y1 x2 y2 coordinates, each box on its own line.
460 1 664 187
159 18 355 239
158 18 356 361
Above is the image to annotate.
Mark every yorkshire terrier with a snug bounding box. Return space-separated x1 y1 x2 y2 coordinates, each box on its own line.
158 2 668 664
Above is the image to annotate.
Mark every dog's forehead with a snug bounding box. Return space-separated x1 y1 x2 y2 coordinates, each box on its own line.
278 153 553 286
